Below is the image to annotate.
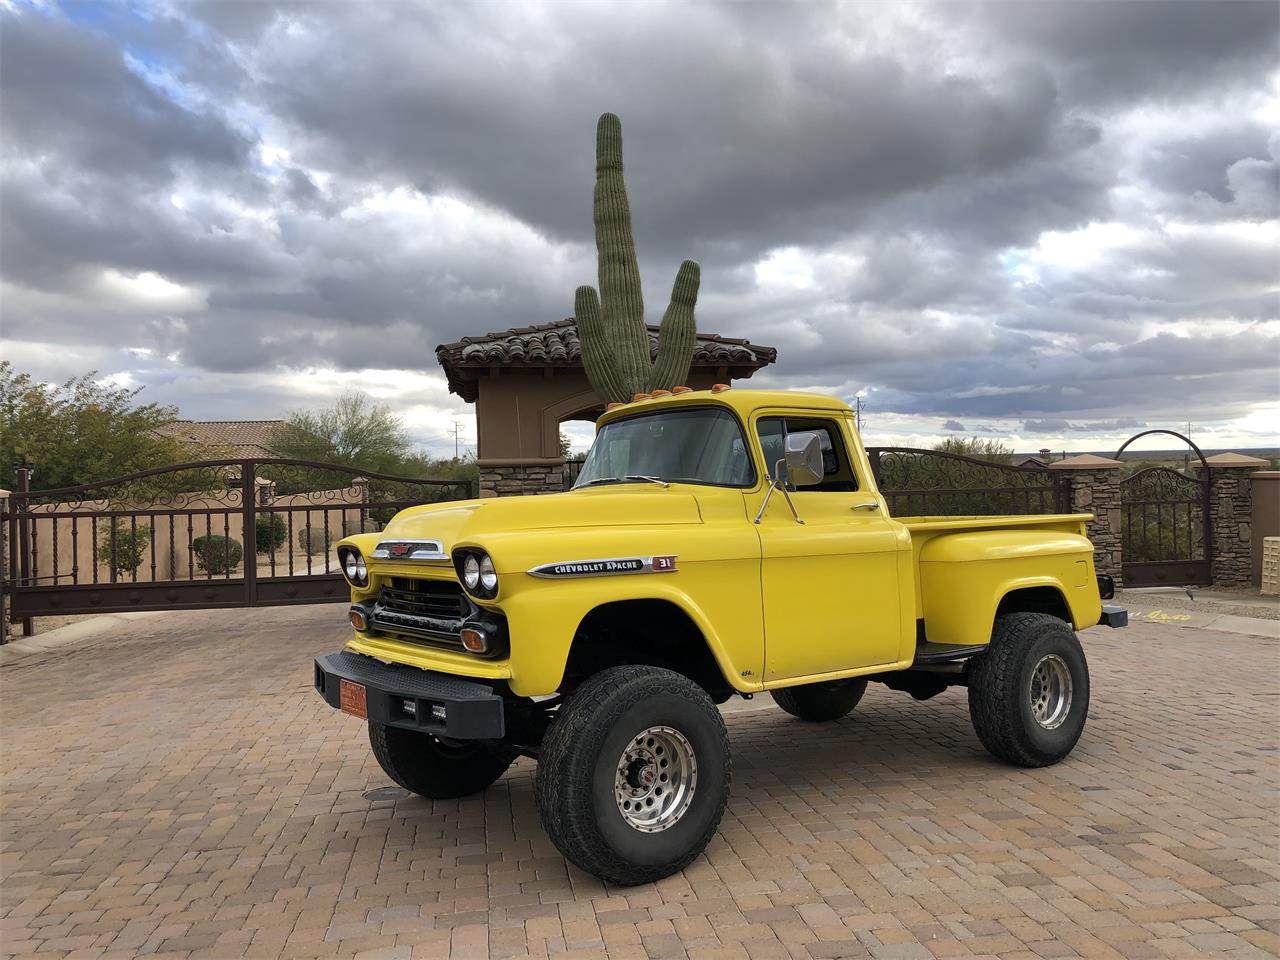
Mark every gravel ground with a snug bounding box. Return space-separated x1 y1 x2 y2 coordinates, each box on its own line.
1116 585 1279 621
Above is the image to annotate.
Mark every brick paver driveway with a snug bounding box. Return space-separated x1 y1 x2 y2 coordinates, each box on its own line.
2 607 1277 960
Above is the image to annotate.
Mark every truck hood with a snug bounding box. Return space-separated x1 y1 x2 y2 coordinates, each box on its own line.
380 487 703 547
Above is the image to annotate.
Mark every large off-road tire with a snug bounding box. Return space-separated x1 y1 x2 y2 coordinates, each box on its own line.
771 678 868 722
535 666 731 886
967 612 1089 767
369 721 514 799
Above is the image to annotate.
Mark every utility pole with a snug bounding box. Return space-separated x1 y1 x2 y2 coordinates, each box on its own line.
449 421 463 459
854 395 865 432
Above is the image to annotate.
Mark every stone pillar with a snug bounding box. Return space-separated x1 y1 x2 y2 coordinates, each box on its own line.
0 488 9 642
1201 454 1270 587
1049 455 1124 585
477 458 568 498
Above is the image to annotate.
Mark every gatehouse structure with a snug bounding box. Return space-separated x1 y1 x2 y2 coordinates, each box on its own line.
436 319 777 497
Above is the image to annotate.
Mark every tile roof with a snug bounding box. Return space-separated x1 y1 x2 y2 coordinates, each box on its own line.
156 420 287 458
436 318 777 401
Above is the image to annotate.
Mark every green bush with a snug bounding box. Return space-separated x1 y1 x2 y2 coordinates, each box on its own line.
192 535 243 575
255 514 287 554
96 521 151 576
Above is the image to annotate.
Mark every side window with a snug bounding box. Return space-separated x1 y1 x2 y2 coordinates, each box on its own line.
756 416 859 492
757 417 786 477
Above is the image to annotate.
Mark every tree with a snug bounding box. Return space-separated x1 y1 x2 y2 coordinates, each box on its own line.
266 392 478 497
930 436 1012 464
0 362 188 490
269 392 411 473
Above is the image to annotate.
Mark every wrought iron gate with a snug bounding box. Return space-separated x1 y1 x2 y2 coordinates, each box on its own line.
1116 431 1211 587
3 459 473 630
865 447 1070 516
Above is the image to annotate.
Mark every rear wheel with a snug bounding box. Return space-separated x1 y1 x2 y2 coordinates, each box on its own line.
967 612 1089 767
535 665 731 886
771 677 867 722
369 721 514 799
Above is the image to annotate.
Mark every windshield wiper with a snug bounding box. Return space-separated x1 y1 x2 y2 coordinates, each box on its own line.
582 475 670 488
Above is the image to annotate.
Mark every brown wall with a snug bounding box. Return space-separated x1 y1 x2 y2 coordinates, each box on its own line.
1251 472 1280 587
474 370 725 461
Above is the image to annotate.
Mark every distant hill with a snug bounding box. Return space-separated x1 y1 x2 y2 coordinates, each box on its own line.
1014 447 1279 468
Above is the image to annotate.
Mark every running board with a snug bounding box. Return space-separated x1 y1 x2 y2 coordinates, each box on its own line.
912 642 986 666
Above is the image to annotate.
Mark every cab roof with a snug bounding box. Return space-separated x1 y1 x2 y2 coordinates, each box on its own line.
596 387 852 427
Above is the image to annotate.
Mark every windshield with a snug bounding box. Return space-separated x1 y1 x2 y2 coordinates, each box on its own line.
573 407 755 489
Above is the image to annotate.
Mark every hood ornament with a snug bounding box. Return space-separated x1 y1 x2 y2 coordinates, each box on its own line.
370 539 448 561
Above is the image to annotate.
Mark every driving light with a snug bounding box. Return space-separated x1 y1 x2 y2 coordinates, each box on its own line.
463 555 481 590
337 546 368 587
479 555 498 592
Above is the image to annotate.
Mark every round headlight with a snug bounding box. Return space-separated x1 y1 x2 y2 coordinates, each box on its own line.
339 547 368 587
463 554 481 590
479 554 498 591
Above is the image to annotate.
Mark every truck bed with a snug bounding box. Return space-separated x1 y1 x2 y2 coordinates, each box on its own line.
897 513 1097 635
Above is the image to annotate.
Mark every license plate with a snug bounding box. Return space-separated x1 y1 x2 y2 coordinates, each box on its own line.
339 679 368 719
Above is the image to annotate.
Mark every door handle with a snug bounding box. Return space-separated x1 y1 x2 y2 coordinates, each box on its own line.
851 501 880 511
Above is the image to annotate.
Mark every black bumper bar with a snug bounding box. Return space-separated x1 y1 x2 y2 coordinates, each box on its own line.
314 650 506 739
1099 605 1128 628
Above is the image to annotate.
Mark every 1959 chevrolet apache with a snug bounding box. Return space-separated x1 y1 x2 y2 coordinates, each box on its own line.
315 386 1126 884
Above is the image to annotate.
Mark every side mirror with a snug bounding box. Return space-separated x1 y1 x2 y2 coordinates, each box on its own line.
783 431 824 487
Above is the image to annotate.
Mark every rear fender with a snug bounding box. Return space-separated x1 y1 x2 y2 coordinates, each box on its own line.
918 530 1101 646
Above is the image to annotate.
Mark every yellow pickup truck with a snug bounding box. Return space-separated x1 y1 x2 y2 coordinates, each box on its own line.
316 386 1126 884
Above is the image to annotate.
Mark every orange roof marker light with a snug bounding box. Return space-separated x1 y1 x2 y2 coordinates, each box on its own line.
711 383 731 393
671 386 692 394
650 389 671 397
606 402 624 410
632 392 652 402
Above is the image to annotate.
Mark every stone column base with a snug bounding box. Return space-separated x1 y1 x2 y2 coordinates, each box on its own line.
478 459 568 498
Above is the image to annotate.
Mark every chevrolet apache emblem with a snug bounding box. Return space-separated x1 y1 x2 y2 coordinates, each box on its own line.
528 555 678 578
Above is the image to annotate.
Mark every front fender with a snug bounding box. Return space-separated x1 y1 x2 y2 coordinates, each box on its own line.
496 558 765 697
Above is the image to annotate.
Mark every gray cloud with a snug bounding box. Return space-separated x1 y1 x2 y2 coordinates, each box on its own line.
955 0 1280 105
0 9 252 182
1 0 1276 453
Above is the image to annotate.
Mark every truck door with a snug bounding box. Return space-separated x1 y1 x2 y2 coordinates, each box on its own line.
751 413 908 682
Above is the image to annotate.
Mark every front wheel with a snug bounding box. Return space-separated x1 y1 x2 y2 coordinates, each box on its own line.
771 677 867 721
369 721 514 799
535 666 731 886
967 612 1090 767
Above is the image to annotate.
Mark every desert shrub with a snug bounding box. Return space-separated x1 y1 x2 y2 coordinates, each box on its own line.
193 535 243 575
96 521 151 576
255 514 287 554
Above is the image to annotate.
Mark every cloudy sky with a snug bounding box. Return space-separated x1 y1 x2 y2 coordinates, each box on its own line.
2 0 1277 457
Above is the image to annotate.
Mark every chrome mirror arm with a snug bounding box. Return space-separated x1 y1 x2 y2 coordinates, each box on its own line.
753 459 805 525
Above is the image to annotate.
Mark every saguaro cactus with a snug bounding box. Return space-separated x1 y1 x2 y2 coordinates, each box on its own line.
575 113 700 403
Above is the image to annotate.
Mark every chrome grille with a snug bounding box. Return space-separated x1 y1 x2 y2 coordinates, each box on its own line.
370 577 470 648
381 577 468 619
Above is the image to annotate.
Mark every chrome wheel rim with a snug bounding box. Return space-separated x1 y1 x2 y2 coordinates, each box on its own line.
614 725 697 833
1029 654 1073 730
